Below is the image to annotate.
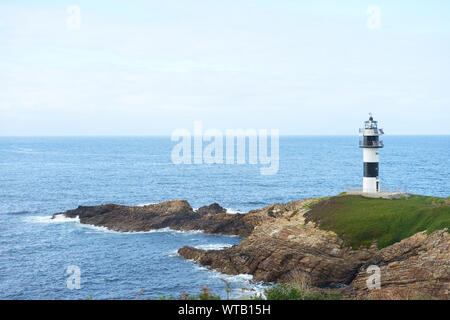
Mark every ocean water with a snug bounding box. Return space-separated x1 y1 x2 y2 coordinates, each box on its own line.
0 136 448 299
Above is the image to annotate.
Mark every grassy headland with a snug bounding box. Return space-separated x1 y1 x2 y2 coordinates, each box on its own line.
304 194 450 249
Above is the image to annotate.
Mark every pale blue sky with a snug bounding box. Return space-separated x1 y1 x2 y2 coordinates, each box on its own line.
1 0 449 135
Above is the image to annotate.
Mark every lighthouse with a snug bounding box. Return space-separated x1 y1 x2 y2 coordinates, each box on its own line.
359 114 384 193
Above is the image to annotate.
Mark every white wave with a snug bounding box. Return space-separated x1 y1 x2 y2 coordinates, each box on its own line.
225 208 245 214
23 215 240 242
168 249 179 257
23 215 80 224
132 227 205 235
169 243 236 258
77 224 168 234
22 214 201 235
160 228 205 235
191 263 269 299
13 147 39 154
120 227 204 235
22 215 137 234
32 217 207 236
80 225 195 236
209 270 254 282
193 243 234 250
214 272 269 299
135 204 243 215
233 282 268 300
80 224 119 234
135 202 156 207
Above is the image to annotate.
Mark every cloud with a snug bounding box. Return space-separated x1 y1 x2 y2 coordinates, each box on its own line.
1 1 450 135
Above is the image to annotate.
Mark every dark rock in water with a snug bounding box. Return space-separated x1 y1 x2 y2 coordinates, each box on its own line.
53 200 254 237
196 203 226 215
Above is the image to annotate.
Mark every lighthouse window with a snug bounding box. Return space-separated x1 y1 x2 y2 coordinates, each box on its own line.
363 136 379 146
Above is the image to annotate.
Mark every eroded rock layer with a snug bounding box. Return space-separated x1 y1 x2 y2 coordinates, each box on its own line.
54 198 449 299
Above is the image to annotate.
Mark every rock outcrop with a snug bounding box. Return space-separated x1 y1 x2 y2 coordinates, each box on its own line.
196 203 227 215
179 198 378 286
53 200 255 237
178 200 449 299
53 197 450 299
345 229 449 299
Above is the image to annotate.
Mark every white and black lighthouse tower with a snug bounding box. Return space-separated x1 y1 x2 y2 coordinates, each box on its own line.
359 114 384 193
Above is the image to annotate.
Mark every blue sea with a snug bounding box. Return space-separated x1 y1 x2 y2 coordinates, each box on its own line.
0 136 448 299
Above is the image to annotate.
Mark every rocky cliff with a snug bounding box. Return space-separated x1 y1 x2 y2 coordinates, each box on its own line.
346 229 449 299
177 198 449 299
178 198 377 286
54 196 449 299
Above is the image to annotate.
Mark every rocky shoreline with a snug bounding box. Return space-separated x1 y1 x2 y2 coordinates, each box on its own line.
54 200 256 237
53 197 450 299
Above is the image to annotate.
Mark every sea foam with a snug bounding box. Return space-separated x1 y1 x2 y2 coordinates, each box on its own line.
23 215 207 236
193 243 234 250
225 208 245 214
23 215 80 224
191 263 269 299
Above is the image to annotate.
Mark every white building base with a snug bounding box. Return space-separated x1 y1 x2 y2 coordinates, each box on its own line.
363 177 379 193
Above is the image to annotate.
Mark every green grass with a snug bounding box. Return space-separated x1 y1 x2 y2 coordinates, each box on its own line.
155 284 343 300
301 196 330 209
305 194 450 249
262 284 342 300
158 286 221 300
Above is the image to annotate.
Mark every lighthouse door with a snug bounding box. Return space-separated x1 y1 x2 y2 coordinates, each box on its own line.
376 181 379 192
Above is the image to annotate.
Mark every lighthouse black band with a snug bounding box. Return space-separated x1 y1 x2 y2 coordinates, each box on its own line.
364 162 379 177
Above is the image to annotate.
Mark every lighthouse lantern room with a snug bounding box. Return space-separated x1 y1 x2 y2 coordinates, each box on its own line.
359 114 384 193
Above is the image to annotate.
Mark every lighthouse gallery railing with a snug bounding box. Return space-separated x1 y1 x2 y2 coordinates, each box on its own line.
359 140 384 148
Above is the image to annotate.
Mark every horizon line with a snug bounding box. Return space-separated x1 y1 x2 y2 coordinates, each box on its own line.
0 134 449 138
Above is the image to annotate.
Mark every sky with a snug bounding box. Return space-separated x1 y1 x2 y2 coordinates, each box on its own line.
0 0 449 135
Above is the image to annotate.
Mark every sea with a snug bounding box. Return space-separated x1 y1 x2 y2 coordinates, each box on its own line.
0 136 448 299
